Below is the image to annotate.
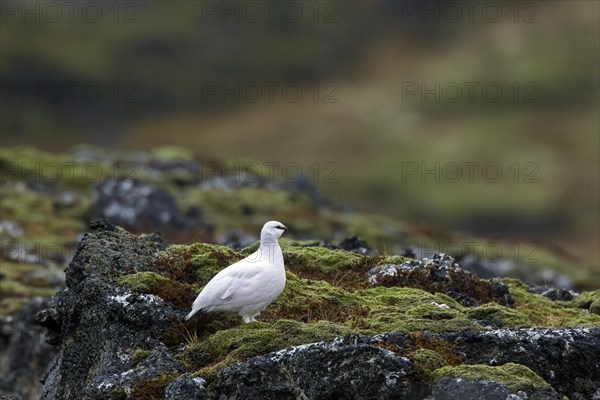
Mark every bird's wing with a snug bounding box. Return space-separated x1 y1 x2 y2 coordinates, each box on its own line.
193 255 266 308
220 279 236 300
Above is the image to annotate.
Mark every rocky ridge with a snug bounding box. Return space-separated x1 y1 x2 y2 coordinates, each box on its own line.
30 220 600 400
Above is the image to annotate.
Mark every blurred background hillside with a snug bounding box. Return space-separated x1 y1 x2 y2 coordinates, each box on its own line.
1 0 599 273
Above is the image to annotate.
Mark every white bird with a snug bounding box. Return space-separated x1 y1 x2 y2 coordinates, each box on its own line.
185 221 288 323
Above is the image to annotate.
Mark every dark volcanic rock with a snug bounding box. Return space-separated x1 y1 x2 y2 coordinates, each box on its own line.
439 328 600 399
165 376 207 400
85 345 184 399
528 285 577 301
431 376 512 400
35 223 600 400
368 254 514 307
37 220 180 400
339 235 373 255
92 179 205 234
214 335 413 400
429 377 562 400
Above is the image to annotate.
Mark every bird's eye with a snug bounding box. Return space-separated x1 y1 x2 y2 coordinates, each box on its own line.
276 226 286 230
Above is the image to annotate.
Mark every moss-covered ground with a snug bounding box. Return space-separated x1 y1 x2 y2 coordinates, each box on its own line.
111 242 600 387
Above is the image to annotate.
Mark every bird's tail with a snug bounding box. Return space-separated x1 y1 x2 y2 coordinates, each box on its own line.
185 305 203 321
184 309 196 321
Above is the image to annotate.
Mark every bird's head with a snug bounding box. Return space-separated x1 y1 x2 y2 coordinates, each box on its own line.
261 220 288 242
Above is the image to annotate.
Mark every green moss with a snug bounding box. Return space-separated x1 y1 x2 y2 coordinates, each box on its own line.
433 363 551 393
185 319 352 373
188 244 242 284
408 348 448 382
354 286 481 334
240 238 322 255
153 243 242 285
117 272 170 293
262 271 368 324
572 289 600 315
115 239 600 384
465 303 533 328
280 244 379 290
406 303 463 320
285 246 365 273
263 273 483 334
505 279 600 327
117 271 196 309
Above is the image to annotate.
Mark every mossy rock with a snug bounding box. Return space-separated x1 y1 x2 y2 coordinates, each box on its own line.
132 244 600 336
240 238 323 255
284 246 366 273
117 272 170 293
406 303 463 320
152 243 242 285
354 287 480 334
262 272 367 324
505 279 600 327
433 363 551 393
408 348 448 383
184 319 352 372
572 289 600 315
465 303 533 328
117 271 196 309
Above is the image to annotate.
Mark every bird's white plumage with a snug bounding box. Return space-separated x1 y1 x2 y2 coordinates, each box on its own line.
185 221 287 323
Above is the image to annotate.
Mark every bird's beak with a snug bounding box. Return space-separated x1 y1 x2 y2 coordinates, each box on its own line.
282 226 288 231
